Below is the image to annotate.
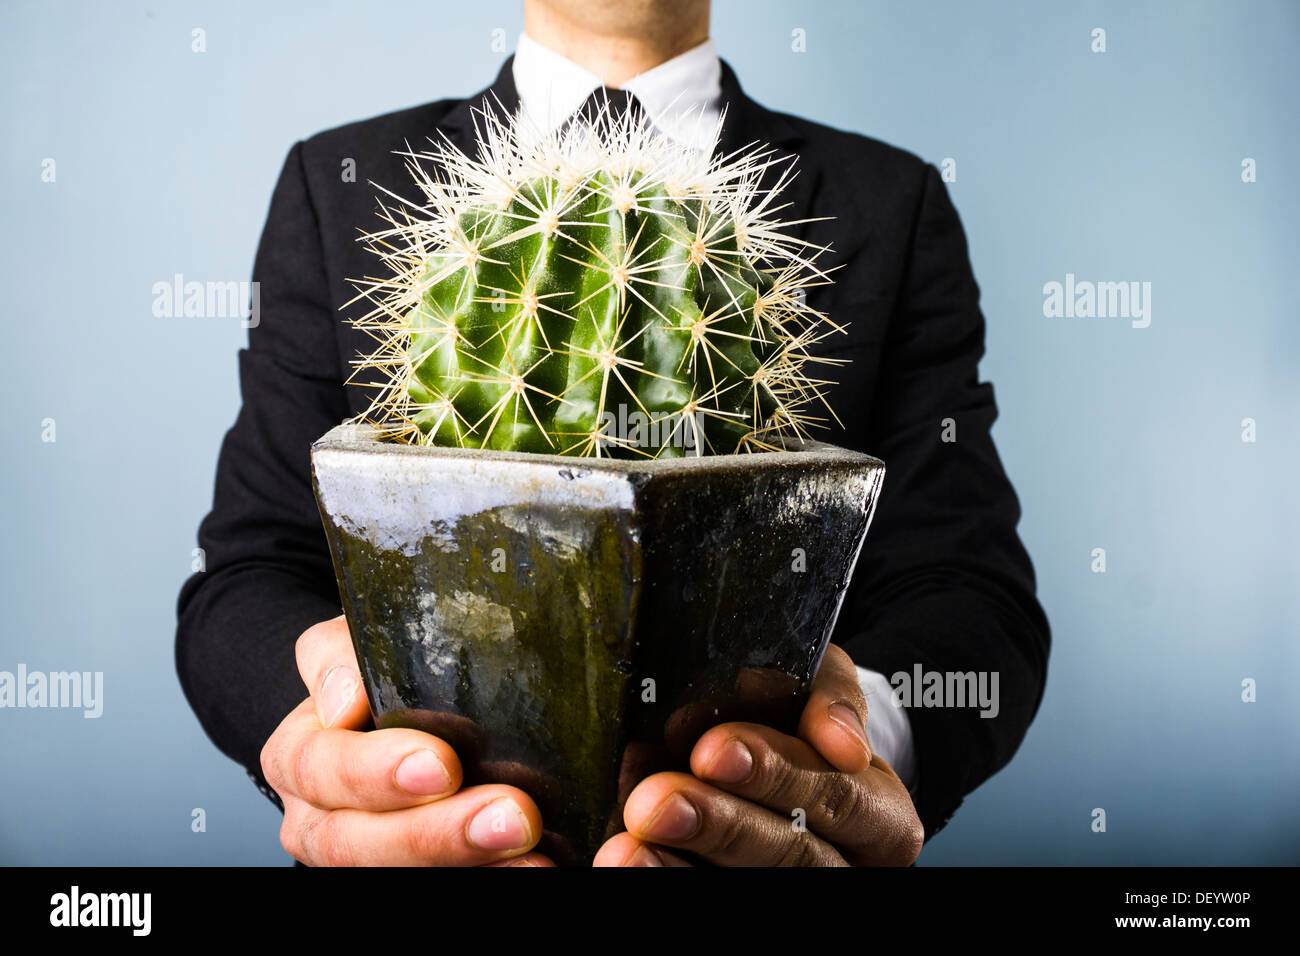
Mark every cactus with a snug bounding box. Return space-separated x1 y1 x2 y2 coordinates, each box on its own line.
349 95 844 458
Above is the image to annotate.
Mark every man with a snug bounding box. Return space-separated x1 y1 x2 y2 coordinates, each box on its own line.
177 0 1049 866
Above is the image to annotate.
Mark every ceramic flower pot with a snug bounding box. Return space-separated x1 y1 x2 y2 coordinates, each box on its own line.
310 423 885 864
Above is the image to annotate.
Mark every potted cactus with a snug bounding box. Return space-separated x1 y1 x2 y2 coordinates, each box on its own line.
310 101 885 864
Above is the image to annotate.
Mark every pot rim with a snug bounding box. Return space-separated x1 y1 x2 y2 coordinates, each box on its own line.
315 423 884 475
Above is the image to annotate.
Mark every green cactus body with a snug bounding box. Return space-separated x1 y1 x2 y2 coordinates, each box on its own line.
354 106 839 458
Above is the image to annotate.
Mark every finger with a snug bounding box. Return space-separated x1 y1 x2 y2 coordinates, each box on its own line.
690 720 885 859
799 644 872 774
296 616 370 730
285 784 544 867
262 700 463 811
849 757 927 866
592 832 694 867
623 772 846 867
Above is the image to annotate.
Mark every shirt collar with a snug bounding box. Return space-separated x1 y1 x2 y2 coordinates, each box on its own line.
512 32 722 152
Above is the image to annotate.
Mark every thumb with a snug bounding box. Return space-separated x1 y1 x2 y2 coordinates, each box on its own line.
798 644 873 774
295 615 372 730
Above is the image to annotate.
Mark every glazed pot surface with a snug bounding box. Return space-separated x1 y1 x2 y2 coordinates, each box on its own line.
311 424 884 864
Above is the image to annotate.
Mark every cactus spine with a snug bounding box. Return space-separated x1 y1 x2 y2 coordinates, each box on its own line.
350 96 843 458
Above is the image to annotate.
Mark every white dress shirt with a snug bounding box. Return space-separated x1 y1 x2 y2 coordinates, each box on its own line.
510 32 919 796
513 31 722 153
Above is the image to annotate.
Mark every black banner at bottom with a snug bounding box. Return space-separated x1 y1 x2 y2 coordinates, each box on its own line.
0 865 1279 941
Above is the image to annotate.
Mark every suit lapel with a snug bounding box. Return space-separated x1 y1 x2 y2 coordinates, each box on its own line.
715 60 821 243
437 57 520 155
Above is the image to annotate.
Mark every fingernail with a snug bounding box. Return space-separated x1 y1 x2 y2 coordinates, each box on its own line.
319 665 359 728
829 702 871 757
626 845 664 867
702 738 753 783
640 793 699 842
394 749 452 796
468 799 532 851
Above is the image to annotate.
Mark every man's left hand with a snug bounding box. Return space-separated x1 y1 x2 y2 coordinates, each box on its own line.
592 645 924 866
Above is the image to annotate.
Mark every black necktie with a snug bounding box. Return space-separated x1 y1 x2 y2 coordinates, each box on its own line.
567 86 649 132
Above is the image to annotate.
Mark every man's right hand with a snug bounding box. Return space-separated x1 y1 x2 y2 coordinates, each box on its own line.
260 616 553 866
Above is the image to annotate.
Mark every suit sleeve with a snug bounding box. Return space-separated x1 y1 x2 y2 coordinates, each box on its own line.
175 141 349 805
839 164 1051 839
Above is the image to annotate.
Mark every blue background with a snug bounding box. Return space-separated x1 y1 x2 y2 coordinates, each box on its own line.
1 0 1296 865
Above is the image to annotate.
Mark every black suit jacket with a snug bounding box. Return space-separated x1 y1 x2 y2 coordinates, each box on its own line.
176 58 1050 842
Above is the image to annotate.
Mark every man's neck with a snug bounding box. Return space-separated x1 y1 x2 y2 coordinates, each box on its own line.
521 0 710 87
